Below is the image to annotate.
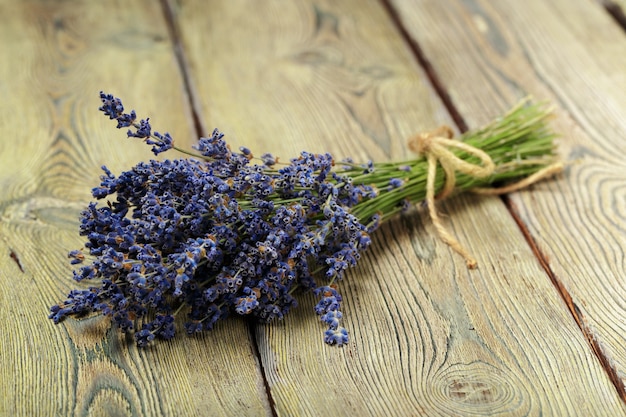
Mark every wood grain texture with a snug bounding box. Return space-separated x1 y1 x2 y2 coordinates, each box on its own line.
0 1 270 416
167 0 449 162
174 0 626 415
390 0 626 399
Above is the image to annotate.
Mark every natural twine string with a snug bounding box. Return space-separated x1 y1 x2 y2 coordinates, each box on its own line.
408 126 563 269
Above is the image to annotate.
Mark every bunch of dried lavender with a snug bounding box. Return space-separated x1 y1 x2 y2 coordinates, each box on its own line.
49 92 558 347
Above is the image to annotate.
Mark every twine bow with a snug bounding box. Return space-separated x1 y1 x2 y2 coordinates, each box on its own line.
408 126 563 269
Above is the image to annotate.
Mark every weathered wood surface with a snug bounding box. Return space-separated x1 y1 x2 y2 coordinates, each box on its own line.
173 0 626 415
0 1 269 416
390 0 626 396
1 0 625 416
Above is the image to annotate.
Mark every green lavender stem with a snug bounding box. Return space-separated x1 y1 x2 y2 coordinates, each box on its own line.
343 100 558 223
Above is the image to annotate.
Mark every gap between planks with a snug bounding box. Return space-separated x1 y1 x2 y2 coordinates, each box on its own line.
160 0 208 138
503 195 626 402
381 0 626 405
158 1 279 416
161 0 626 410
379 0 468 132
602 0 626 31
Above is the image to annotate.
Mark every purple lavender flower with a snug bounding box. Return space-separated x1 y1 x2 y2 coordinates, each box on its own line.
260 153 277 166
51 92 402 348
98 92 125 120
388 178 405 190
99 91 173 155
46 92 560 347
127 118 151 139
324 327 349 346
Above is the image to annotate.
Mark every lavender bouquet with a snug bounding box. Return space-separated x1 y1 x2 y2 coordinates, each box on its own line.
49 92 559 347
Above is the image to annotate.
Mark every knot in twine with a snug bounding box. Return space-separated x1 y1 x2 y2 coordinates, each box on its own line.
407 126 563 269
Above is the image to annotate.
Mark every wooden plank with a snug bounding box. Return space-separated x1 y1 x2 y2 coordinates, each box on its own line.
390 0 626 400
0 1 270 416
173 0 626 414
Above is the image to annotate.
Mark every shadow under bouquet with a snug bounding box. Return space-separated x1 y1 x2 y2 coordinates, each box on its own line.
49 92 560 347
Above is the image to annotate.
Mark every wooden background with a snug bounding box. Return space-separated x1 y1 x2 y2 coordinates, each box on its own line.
1 0 625 415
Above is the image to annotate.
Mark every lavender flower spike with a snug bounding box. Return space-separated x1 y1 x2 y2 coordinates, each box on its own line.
50 92 559 348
